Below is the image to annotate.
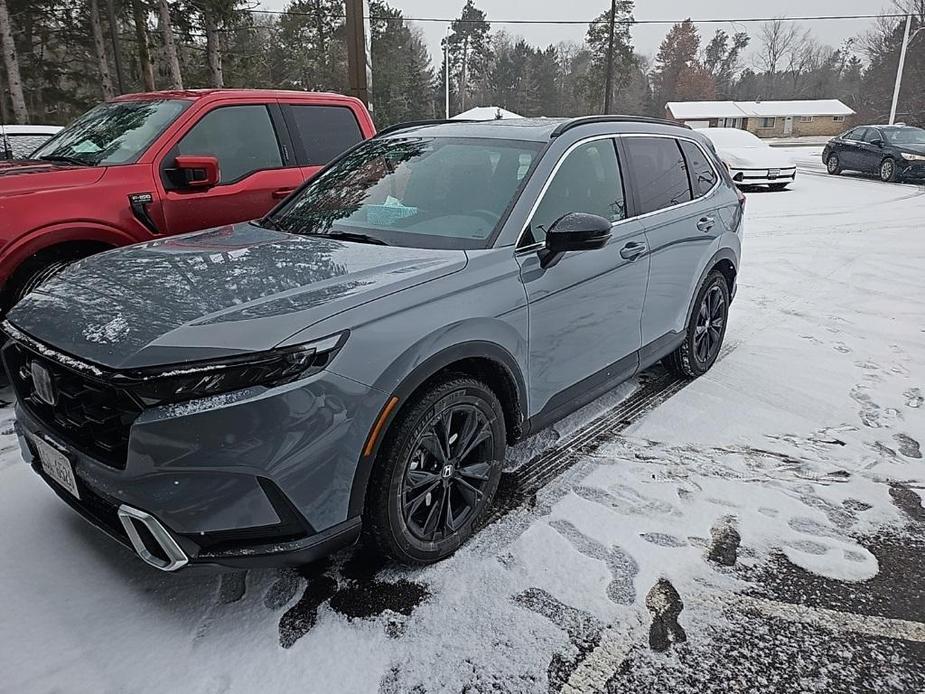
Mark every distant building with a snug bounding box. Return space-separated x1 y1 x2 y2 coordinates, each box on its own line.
665 100 856 138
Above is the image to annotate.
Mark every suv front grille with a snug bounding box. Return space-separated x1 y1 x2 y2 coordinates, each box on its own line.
3 341 142 469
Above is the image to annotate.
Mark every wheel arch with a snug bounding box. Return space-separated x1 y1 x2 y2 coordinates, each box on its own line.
0 222 136 291
346 340 528 519
685 248 738 327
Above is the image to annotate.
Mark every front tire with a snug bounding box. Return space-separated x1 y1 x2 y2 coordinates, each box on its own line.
365 376 506 564
880 158 897 182
3 248 89 313
826 153 842 175
663 271 730 378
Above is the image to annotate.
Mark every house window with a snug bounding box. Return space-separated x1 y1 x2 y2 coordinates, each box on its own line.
799 116 814 123
759 117 776 128
833 115 846 122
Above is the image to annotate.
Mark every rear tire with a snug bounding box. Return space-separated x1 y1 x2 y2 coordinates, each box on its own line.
826 153 842 175
364 376 506 565
663 271 730 379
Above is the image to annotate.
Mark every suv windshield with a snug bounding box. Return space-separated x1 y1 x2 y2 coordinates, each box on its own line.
266 136 543 249
885 127 925 146
31 99 189 166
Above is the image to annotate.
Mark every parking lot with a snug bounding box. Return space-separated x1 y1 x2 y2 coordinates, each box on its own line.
1 159 923 693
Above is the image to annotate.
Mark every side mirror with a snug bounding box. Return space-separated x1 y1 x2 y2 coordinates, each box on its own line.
871 139 884 148
539 212 612 268
174 155 220 188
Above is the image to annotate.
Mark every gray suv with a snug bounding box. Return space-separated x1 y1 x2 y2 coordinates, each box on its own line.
4 116 743 571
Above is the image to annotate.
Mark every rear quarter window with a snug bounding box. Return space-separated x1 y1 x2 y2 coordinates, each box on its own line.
679 140 718 198
286 105 364 166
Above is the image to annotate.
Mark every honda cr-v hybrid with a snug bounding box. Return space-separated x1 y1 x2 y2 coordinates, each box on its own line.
4 116 743 571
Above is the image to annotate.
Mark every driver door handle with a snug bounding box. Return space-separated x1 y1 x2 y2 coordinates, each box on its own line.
697 216 715 232
273 188 296 199
620 241 647 260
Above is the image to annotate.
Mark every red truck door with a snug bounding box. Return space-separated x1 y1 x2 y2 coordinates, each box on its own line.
278 101 371 180
156 102 303 235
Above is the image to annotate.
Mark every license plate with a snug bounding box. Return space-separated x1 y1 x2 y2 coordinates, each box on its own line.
31 435 80 500
768 169 780 179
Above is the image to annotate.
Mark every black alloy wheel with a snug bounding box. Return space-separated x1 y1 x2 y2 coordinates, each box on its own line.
663 270 730 378
402 404 494 542
693 284 726 367
365 376 505 564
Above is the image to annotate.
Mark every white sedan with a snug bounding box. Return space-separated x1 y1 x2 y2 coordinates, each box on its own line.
700 127 797 190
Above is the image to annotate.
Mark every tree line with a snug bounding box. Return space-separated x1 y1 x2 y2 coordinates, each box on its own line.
0 0 922 128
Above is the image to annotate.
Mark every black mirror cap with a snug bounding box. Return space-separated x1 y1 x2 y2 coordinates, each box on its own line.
545 212 612 253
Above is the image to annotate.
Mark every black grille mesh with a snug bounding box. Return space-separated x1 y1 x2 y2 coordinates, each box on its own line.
4 342 142 469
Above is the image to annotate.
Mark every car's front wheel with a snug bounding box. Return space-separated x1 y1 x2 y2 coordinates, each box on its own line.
365 376 506 564
826 153 842 175
663 271 730 378
880 158 898 182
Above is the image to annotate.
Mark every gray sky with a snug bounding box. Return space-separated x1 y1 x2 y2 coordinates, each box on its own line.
261 0 893 65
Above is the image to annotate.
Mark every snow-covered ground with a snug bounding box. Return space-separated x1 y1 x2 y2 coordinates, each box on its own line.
2 167 924 693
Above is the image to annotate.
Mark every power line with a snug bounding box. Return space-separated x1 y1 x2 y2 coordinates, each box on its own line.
240 10 910 26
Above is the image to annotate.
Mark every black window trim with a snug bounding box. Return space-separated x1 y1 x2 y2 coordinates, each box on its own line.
160 103 292 190
515 132 720 252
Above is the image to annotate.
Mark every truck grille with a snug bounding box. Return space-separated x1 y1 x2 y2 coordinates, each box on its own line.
3 341 142 469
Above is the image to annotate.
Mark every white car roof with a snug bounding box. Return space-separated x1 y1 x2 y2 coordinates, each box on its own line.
701 128 767 147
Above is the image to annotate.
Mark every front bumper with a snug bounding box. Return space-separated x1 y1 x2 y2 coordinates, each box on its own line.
897 160 925 179
730 167 797 186
11 362 386 571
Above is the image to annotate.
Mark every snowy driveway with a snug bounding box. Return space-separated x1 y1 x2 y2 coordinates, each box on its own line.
1 166 924 693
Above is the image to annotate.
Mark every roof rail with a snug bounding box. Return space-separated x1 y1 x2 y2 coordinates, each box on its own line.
551 115 689 137
375 119 476 137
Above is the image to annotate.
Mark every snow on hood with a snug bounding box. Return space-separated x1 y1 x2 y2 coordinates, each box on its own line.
7 223 467 370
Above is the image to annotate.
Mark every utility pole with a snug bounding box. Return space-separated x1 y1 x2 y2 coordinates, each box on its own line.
889 14 913 125
603 0 617 114
345 0 371 108
106 0 125 94
460 34 469 113
444 25 450 118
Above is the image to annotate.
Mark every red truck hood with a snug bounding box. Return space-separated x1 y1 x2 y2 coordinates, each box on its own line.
0 160 106 195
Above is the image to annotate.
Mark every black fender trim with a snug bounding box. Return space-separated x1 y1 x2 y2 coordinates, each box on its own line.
346 340 528 518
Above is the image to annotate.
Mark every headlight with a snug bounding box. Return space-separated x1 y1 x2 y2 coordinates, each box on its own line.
901 152 925 161
119 332 348 405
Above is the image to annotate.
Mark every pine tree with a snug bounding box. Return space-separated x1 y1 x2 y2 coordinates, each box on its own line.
583 1 635 114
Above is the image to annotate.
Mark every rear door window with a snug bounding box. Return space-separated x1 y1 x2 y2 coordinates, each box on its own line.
176 104 283 183
624 137 693 215
845 128 866 142
862 128 882 144
679 140 718 198
285 105 364 166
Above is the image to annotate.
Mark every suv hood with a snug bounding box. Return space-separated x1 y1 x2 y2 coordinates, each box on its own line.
8 223 467 370
718 146 795 169
898 143 925 156
0 160 105 194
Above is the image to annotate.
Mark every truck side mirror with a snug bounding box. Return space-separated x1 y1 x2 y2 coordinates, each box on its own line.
174 155 220 188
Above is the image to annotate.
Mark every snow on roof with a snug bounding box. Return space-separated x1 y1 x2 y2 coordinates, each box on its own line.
666 101 745 119
666 99 855 120
452 106 523 120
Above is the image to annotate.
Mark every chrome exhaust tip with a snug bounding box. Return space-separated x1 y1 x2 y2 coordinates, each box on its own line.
117 505 189 572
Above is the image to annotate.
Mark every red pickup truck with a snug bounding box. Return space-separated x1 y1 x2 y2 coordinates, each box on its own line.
0 89 376 311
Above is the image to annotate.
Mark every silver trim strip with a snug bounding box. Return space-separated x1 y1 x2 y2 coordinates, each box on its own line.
514 132 722 250
117 504 189 571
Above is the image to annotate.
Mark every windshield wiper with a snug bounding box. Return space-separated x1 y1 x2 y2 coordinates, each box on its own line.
37 154 92 167
304 231 389 246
